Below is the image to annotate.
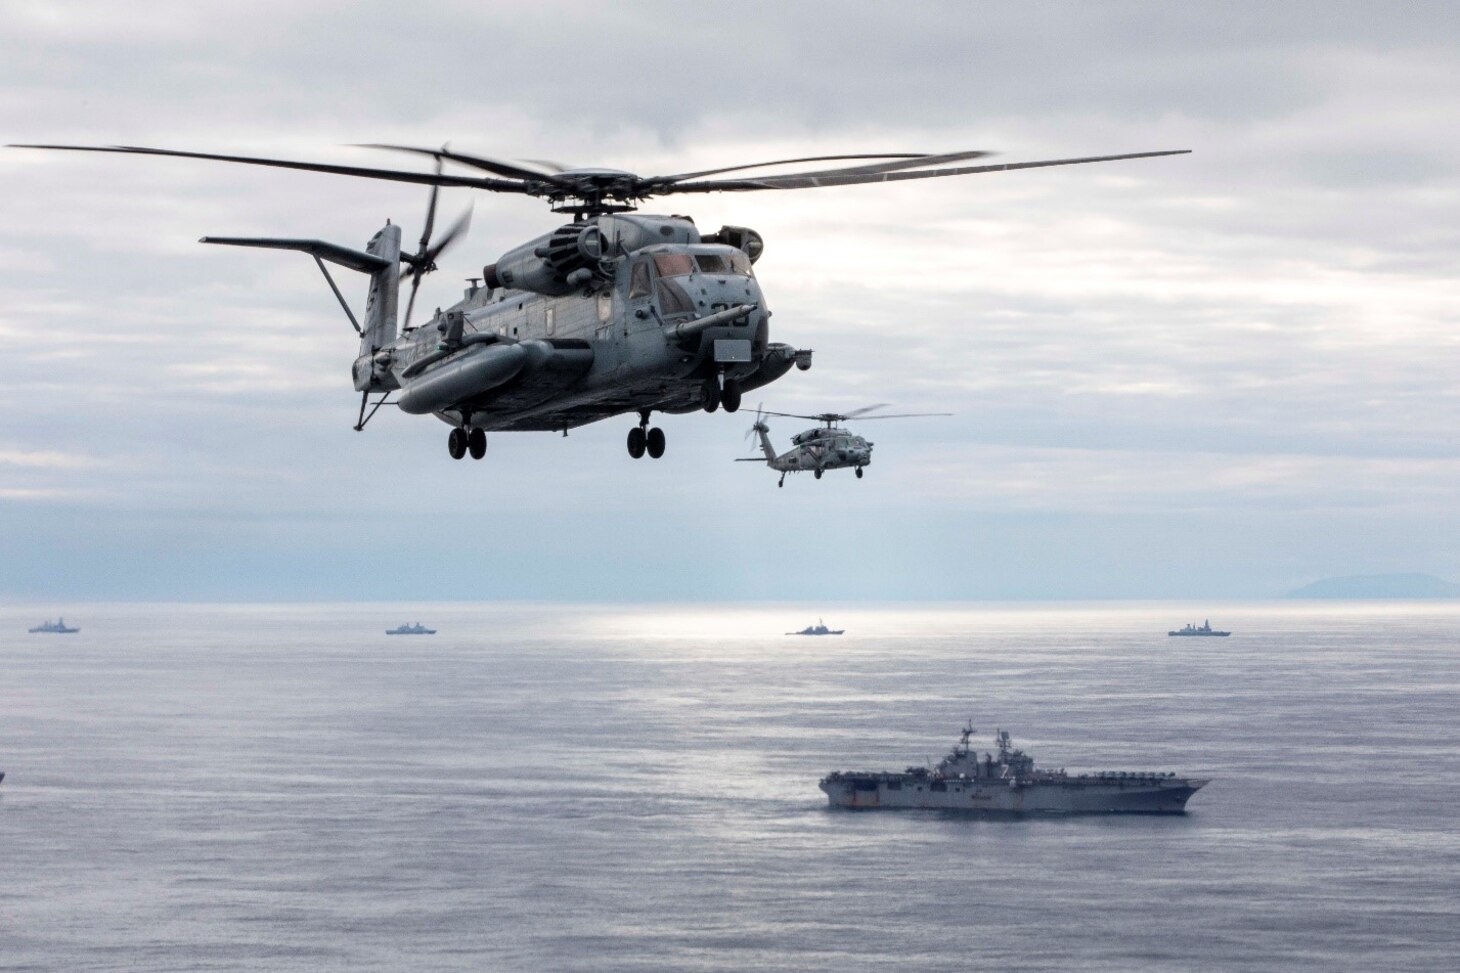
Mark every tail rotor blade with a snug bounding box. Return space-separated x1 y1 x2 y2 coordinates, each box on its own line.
426 204 473 265
402 269 422 331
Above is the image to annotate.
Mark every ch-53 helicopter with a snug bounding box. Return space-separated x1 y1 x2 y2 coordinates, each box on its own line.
10 142 1187 461
738 404 950 486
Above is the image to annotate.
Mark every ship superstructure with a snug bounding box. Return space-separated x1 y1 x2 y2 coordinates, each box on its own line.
819 723 1208 814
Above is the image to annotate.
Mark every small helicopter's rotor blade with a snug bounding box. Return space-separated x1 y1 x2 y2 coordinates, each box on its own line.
757 409 826 421
361 144 569 185
842 403 891 419
661 149 1191 194
7 144 532 193
654 153 933 184
847 412 955 421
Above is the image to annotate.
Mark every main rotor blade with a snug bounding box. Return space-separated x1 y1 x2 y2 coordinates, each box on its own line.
363 144 569 184
655 153 932 184
843 403 891 419
849 412 955 421
660 150 996 188
7 144 531 193
520 157 572 173
661 149 1191 193
758 410 827 421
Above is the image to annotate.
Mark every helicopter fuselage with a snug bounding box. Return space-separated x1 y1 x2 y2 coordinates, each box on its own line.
748 421 873 482
347 216 810 441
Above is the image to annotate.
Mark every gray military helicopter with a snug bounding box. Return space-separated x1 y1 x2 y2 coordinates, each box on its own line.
9 142 1186 461
738 404 951 486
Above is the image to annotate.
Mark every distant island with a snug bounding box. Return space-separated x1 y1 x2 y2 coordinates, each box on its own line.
1285 573 1460 599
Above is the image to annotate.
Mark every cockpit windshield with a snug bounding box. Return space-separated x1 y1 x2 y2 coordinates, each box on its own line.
653 253 694 277
654 251 754 277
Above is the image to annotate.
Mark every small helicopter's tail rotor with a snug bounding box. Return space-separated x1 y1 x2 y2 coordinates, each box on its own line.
744 403 769 446
399 151 473 329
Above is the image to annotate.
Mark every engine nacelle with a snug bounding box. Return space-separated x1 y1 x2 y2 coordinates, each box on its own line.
701 224 764 263
484 215 702 296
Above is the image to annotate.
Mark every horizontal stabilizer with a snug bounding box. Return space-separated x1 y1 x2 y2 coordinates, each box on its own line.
200 236 390 273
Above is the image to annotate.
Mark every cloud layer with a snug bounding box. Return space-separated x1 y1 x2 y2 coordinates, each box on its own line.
3 2 1459 599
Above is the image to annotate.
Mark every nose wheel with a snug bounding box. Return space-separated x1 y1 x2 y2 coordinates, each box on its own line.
628 411 666 459
855 467 863 479
703 374 743 413
722 377 742 413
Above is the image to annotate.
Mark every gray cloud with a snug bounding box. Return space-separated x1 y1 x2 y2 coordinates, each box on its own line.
4 1 1460 600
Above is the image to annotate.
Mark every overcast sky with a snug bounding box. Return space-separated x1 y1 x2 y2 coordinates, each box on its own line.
3 1 1459 602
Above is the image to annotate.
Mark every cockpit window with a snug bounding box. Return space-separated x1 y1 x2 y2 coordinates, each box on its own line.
728 251 753 276
652 253 695 277
694 254 730 274
629 260 652 298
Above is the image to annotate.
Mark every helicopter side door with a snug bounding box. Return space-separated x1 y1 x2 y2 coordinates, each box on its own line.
625 257 654 336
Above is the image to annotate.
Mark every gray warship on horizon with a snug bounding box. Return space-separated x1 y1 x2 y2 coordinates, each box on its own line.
788 619 843 636
28 618 79 634
385 622 436 635
820 723 1209 814
1169 619 1230 637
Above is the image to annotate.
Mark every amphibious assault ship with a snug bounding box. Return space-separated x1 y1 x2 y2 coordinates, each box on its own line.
385 622 436 635
820 723 1208 814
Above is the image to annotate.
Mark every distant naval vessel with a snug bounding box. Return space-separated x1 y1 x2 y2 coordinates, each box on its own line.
820 723 1209 814
28 618 79 634
386 622 436 635
1168 619 1230 637
788 619 844 636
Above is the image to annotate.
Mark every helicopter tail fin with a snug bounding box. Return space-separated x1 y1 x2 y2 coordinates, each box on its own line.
359 222 401 354
753 421 776 462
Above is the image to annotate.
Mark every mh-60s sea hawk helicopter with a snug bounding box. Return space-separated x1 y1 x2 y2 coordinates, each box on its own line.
739 404 950 486
10 142 1187 461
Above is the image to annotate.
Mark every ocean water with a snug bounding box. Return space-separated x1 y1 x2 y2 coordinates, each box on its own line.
2 602 1458 972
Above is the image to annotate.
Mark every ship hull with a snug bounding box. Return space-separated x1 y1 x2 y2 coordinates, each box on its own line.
820 776 1206 814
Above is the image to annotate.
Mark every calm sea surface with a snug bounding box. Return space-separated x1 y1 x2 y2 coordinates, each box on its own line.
2 602 1458 971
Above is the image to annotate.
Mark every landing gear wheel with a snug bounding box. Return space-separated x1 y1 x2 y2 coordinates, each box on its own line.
627 426 647 459
468 427 487 460
701 380 721 413
448 428 467 460
855 467 864 479
722 379 742 414
778 477 785 488
646 427 666 459
814 469 823 480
